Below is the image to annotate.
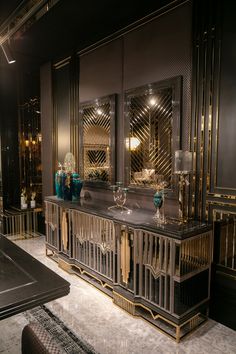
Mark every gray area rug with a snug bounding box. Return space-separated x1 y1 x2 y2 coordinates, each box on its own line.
24 305 98 354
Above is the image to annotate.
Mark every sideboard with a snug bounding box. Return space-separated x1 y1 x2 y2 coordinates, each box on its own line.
45 196 212 342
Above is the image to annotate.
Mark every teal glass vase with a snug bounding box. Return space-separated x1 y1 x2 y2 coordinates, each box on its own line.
72 172 83 201
153 190 163 221
55 169 66 199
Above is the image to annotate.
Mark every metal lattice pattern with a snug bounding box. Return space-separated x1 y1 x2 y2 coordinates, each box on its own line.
45 202 59 249
135 229 212 315
82 102 111 182
141 232 172 311
129 88 172 185
175 233 212 277
214 211 236 270
71 210 115 280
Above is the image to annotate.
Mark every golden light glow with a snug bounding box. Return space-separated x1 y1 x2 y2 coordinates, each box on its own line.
25 140 29 147
126 137 141 151
149 98 157 106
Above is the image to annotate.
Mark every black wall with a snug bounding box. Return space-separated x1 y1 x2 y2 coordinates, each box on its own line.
79 1 192 193
215 0 236 192
0 65 20 209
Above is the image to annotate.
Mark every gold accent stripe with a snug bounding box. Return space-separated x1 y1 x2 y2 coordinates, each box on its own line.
120 230 130 284
61 211 68 251
72 264 113 290
53 56 71 69
113 292 135 315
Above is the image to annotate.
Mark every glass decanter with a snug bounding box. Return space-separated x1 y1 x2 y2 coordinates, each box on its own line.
108 182 131 213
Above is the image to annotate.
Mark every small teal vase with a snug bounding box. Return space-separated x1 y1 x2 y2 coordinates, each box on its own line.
72 172 83 201
153 190 163 221
55 170 66 199
153 191 163 209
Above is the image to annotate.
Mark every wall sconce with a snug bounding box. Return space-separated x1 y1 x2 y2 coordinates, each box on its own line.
1 43 16 64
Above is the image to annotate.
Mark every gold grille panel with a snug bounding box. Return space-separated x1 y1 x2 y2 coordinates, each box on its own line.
71 210 115 281
45 202 59 250
214 211 236 270
175 233 212 277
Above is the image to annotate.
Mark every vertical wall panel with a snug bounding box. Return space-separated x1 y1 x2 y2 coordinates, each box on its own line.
80 39 123 181
54 60 71 164
40 62 54 200
0 65 20 208
123 1 192 150
79 2 192 187
79 39 123 102
215 1 236 192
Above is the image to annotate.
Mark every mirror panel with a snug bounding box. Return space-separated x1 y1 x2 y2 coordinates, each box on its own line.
79 95 116 185
125 77 182 189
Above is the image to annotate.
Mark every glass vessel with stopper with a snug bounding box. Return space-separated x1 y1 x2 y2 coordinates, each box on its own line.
108 181 131 213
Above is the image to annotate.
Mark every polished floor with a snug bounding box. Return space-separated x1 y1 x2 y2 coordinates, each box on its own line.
0 235 235 354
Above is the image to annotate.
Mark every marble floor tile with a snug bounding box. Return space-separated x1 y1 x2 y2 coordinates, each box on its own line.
0 236 235 354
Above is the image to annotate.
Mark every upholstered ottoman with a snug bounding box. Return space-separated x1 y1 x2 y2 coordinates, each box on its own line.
21 322 63 354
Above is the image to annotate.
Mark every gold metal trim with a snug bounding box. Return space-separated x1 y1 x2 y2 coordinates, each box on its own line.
215 270 236 280
61 211 68 251
120 230 130 284
58 257 113 291
74 264 113 290
112 291 204 343
58 258 72 273
207 200 236 208
53 56 71 69
207 193 236 202
113 292 135 315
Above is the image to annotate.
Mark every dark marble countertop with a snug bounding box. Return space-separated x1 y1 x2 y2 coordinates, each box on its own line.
45 196 212 240
0 234 70 320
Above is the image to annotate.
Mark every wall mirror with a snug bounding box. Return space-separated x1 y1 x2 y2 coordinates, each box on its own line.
79 95 116 186
124 76 182 191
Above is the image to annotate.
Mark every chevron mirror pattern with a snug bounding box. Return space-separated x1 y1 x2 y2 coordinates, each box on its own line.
79 95 116 185
125 77 181 188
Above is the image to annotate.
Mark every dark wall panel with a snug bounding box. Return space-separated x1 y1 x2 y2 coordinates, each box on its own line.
216 1 236 191
79 39 123 102
54 63 71 164
79 2 192 186
123 1 192 150
41 62 54 200
80 39 123 181
0 66 20 209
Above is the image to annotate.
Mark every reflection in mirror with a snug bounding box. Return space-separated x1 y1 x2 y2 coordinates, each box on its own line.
79 95 116 185
125 77 181 189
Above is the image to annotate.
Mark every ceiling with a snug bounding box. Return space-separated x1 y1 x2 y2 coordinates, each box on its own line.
0 0 176 69
0 0 23 25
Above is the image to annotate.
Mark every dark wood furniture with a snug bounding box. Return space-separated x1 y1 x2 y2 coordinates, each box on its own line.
0 234 70 320
45 196 212 342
